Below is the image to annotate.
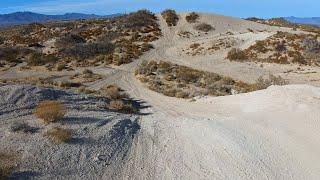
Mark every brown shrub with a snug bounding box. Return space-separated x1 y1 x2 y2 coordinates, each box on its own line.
27 53 58 66
161 9 179 26
0 152 19 179
227 48 248 61
194 23 214 32
254 74 288 90
45 127 72 144
108 100 137 114
102 85 126 99
186 12 199 23
35 100 67 124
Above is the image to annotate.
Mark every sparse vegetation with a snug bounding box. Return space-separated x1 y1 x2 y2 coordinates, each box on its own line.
227 48 248 61
242 31 320 65
108 100 137 114
101 85 127 100
55 34 86 48
45 127 73 144
135 60 260 98
186 12 199 23
27 53 58 66
161 9 179 26
254 74 288 90
194 23 214 32
62 42 115 60
0 152 19 179
35 100 67 124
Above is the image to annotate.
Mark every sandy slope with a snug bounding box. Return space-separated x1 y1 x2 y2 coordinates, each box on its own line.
1 12 320 180
113 14 320 179
0 85 140 179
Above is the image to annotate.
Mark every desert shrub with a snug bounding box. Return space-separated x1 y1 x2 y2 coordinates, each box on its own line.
27 53 58 66
59 81 82 88
101 85 126 100
0 36 5 45
136 60 257 98
35 100 67 124
303 37 320 53
119 10 158 29
82 69 93 75
98 31 121 43
254 75 288 90
227 48 248 61
108 100 137 114
194 23 214 32
63 42 115 60
161 9 179 26
10 122 38 134
55 34 86 48
275 42 287 52
56 64 67 71
0 47 20 63
0 152 19 179
186 12 199 23
45 127 72 144
253 40 269 53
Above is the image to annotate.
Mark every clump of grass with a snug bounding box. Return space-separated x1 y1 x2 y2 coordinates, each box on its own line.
161 9 179 26
254 74 288 90
194 23 214 32
186 12 199 23
27 53 58 66
108 100 137 114
35 100 67 124
45 127 73 144
0 152 19 179
227 48 248 61
101 85 127 100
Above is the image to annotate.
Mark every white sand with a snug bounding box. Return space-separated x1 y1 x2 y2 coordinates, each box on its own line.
1 12 320 180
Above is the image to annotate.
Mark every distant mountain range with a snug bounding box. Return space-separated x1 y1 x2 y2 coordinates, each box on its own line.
284 16 320 26
0 12 122 26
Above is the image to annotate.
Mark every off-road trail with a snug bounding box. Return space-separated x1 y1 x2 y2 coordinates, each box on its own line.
1 12 320 180
87 14 320 179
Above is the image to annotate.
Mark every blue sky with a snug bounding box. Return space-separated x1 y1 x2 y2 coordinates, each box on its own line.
0 0 319 18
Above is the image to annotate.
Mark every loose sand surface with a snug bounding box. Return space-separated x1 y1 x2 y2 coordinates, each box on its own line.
1 13 320 179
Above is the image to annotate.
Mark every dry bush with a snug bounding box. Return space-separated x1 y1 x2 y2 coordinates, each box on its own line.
186 12 199 23
62 42 115 60
56 64 67 71
0 152 19 179
101 85 126 100
194 23 214 32
35 100 67 124
303 38 320 53
45 127 72 144
254 75 288 90
136 60 257 98
227 48 248 61
108 100 137 114
161 9 179 26
120 10 158 29
59 81 82 88
55 34 86 48
27 53 58 66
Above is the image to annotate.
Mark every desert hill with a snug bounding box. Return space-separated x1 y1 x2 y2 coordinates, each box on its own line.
0 10 320 179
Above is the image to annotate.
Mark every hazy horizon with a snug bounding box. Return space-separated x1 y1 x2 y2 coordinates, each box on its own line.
0 0 319 19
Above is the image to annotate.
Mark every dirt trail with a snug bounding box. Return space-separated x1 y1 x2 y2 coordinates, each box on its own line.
87 13 320 179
